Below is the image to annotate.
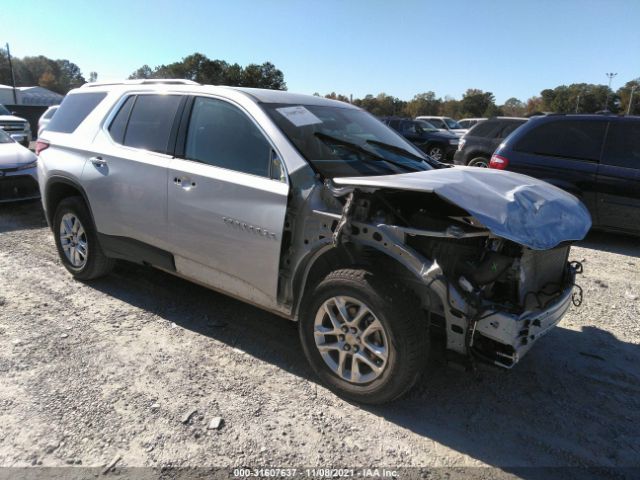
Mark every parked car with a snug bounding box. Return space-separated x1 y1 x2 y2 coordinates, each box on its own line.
380 117 458 162
0 128 39 202
0 104 31 148
415 116 467 137
457 117 487 129
38 80 589 403
490 114 640 235
454 117 528 167
38 105 59 137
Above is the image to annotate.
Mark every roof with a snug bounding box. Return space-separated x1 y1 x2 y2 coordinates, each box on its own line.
80 79 358 109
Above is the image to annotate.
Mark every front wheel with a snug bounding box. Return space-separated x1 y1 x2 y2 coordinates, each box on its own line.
299 269 429 404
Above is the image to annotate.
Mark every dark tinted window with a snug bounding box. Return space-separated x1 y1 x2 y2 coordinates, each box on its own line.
185 97 272 177
515 120 607 161
124 94 182 154
388 119 400 130
468 121 501 138
108 96 135 144
603 121 640 168
46 92 107 133
500 120 526 138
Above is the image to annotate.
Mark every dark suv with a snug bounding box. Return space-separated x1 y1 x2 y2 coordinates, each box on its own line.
453 117 527 167
491 115 640 235
381 117 459 162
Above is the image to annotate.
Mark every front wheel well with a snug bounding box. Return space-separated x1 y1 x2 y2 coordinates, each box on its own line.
295 245 440 324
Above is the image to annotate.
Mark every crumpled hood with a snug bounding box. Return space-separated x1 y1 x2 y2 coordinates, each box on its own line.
333 166 592 250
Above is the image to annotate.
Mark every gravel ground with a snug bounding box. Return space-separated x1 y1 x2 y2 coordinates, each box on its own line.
1 200 639 478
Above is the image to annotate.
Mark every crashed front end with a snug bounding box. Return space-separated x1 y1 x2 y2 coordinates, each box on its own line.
320 167 590 369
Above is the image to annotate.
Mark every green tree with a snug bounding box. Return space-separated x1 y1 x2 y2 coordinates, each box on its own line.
616 79 639 114
460 89 496 117
129 54 286 90
403 91 441 117
502 97 526 116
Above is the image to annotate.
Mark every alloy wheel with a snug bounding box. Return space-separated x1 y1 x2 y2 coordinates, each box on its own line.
59 213 88 268
313 296 389 384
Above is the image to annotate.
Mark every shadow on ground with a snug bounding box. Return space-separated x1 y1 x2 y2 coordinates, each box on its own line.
0 199 46 233
86 261 640 476
579 230 640 258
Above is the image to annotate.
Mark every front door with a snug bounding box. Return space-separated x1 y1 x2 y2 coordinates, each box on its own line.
167 96 289 310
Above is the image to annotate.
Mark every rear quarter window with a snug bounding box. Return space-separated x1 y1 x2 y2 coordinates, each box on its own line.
602 120 640 169
514 120 607 161
45 92 107 133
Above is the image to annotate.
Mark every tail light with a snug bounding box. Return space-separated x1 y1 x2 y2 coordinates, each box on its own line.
35 140 49 155
489 154 509 170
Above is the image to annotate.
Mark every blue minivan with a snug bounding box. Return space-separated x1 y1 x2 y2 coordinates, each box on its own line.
490 114 640 235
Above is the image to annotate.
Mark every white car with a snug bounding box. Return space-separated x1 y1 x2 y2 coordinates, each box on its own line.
415 116 467 137
38 105 59 137
457 117 487 129
0 128 39 202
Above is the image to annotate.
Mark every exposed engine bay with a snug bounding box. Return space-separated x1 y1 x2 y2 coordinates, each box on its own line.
281 168 586 369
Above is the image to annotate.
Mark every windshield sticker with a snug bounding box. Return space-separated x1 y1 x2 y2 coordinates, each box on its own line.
276 106 323 127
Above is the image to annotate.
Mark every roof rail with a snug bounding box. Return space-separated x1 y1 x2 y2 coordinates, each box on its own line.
81 79 200 88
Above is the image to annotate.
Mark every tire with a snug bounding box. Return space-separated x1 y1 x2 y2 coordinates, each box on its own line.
426 144 445 162
299 269 429 404
467 156 489 168
53 196 114 280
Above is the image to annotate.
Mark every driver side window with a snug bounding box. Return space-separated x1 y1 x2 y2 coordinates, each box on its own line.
185 97 274 178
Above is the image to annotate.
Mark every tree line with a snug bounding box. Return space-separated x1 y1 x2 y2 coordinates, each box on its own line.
0 50 96 95
2 49 637 116
319 80 639 118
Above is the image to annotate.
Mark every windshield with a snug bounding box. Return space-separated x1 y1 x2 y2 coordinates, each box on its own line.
444 118 463 129
262 103 433 178
415 120 438 132
0 104 11 116
0 129 13 143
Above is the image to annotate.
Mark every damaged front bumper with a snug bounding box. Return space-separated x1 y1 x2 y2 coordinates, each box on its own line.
469 268 576 368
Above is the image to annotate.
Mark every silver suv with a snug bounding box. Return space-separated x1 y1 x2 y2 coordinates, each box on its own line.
37 80 590 403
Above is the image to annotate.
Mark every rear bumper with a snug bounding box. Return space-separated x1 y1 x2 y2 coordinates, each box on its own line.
0 169 40 203
470 270 576 368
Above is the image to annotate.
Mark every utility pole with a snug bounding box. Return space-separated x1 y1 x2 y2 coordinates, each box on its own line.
627 85 638 115
5 43 18 104
605 72 617 111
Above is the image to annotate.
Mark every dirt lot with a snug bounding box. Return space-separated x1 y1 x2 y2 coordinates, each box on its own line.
1 200 639 477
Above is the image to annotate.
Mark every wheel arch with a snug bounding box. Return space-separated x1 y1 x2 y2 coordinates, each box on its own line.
44 176 95 229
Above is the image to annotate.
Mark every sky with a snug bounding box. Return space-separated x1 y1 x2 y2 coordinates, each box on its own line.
2 0 639 103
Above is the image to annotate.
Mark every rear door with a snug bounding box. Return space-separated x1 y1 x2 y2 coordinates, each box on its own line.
82 93 184 251
597 120 640 232
509 119 607 219
167 96 289 310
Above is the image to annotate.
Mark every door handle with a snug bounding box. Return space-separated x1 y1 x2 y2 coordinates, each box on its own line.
90 156 107 167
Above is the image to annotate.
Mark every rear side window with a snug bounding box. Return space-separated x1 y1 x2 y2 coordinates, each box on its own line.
602 121 640 168
499 120 526 138
108 96 135 144
122 95 182 154
46 92 107 133
184 97 271 177
469 121 501 138
515 120 607 161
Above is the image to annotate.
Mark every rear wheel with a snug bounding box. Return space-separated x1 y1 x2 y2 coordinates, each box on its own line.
53 196 114 280
468 156 489 167
299 269 429 404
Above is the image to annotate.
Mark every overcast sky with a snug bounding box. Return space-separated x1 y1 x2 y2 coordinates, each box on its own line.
3 0 639 102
